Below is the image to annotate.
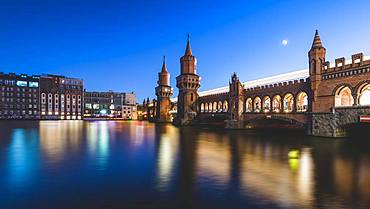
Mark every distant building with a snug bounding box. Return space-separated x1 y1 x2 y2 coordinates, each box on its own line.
40 74 84 120
0 72 40 119
84 91 137 119
122 92 137 119
84 90 124 118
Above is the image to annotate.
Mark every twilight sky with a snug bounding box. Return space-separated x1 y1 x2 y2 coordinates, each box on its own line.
1 0 370 101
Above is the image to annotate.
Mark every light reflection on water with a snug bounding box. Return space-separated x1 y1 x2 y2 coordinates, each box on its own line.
0 121 369 209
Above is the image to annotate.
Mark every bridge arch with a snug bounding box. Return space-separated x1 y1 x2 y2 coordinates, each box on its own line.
334 84 354 107
272 94 282 113
253 97 261 113
296 91 308 112
283 93 294 113
244 115 306 128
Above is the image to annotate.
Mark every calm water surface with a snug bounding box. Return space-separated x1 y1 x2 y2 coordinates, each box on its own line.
0 121 369 209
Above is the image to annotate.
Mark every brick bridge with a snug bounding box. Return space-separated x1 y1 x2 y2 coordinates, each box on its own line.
150 31 370 137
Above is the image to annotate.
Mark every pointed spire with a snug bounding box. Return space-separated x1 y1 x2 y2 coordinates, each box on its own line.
311 30 323 49
184 33 192 56
161 56 168 73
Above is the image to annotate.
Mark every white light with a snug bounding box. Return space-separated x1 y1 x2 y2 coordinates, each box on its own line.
282 39 288 46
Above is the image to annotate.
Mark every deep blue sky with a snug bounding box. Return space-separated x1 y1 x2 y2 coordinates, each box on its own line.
1 0 370 101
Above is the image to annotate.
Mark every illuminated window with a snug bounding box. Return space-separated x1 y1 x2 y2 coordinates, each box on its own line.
16 81 27 87
29 82 39 87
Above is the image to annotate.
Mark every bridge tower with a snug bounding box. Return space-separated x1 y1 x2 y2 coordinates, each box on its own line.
309 30 326 112
226 73 244 129
155 57 173 122
174 35 201 125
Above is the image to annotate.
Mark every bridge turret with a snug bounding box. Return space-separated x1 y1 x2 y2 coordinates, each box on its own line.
155 57 173 122
229 73 244 121
309 30 326 111
174 34 201 125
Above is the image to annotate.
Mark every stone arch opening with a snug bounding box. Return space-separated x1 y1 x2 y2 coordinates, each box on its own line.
272 95 282 113
223 100 228 112
217 101 222 112
204 103 208 112
208 102 213 112
245 98 253 112
200 103 204 113
358 83 370 106
283 93 294 113
296 92 308 112
213 102 217 112
335 86 354 107
262 96 271 113
254 97 261 113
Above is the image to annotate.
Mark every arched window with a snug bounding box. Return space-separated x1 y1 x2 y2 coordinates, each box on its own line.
218 101 222 112
296 92 308 112
223 100 228 112
213 102 217 112
358 83 370 106
335 86 353 107
262 96 271 113
205 103 209 112
209 102 213 112
272 95 281 113
254 97 261 113
200 103 204 112
283 93 294 113
245 98 253 112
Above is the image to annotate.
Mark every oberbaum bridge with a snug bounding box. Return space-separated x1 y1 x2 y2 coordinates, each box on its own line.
143 31 370 137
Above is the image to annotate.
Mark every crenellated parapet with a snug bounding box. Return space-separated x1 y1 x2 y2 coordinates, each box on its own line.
321 53 370 80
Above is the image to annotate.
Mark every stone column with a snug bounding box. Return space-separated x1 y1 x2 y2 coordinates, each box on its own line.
352 93 358 106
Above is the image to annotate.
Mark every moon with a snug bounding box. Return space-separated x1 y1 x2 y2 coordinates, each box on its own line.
282 39 288 46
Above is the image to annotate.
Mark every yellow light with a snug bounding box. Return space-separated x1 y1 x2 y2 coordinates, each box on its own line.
288 149 300 159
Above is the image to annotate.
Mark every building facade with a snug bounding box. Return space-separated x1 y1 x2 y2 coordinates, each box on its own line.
84 91 137 119
40 74 84 120
0 72 40 119
84 91 123 118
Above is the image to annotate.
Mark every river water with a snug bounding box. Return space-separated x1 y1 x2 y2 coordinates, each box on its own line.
0 121 369 209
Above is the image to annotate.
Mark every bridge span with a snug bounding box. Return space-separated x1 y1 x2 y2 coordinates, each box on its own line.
148 31 370 137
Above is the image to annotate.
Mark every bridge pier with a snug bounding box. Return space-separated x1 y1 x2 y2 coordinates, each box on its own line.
311 107 370 137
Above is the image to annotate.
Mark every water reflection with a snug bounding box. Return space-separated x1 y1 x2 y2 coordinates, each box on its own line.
7 129 38 188
0 121 369 209
155 125 179 191
39 121 83 163
87 121 110 170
